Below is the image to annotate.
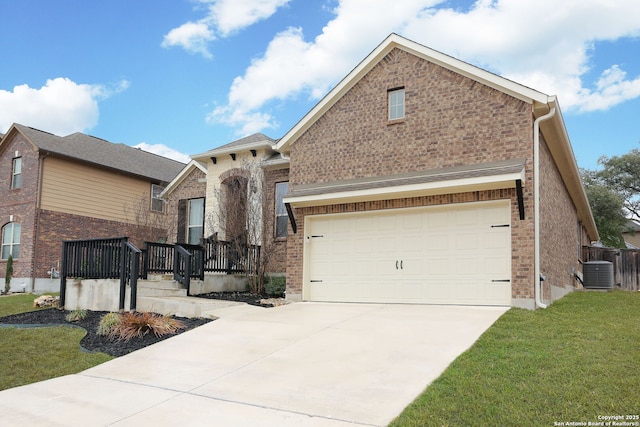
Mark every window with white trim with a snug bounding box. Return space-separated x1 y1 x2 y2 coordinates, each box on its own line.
388 88 405 120
187 198 205 245
1 222 21 259
151 184 164 212
11 157 22 189
275 182 289 238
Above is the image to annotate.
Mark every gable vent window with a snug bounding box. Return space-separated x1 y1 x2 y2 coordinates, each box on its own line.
388 88 405 120
151 184 164 213
11 157 22 189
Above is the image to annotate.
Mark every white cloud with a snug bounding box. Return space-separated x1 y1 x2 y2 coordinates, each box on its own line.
0 77 129 135
575 65 640 112
161 21 215 59
207 0 291 37
210 0 640 134
133 142 191 164
162 0 291 57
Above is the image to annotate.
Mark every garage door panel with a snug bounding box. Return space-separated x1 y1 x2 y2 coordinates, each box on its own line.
306 201 511 305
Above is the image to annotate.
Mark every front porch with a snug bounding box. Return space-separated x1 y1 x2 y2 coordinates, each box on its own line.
58 237 261 317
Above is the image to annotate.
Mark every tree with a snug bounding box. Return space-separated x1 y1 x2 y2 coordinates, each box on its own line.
123 193 174 245
598 148 640 221
209 160 274 294
581 168 627 248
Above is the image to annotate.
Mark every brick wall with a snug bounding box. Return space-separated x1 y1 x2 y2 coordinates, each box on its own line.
539 136 582 299
34 209 166 278
165 166 206 243
0 130 40 280
286 47 537 300
262 167 289 274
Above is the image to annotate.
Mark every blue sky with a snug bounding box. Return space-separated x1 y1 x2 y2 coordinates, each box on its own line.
1 0 639 170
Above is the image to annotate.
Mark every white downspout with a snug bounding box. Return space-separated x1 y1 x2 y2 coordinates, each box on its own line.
534 105 556 309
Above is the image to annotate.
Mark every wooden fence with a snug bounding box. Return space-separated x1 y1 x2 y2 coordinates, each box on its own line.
582 246 640 291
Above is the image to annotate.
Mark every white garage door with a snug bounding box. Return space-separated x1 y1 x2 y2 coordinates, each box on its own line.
304 201 511 305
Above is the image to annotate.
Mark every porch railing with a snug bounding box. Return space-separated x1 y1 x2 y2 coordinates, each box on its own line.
59 237 261 312
59 237 141 311
144 240 260 276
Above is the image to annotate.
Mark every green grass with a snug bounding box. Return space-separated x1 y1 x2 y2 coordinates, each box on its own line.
390 291 640 426
0 293 56 317
0 293 112 391
0 327 112 390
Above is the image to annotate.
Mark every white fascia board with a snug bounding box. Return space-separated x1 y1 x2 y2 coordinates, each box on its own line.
284 169 524 208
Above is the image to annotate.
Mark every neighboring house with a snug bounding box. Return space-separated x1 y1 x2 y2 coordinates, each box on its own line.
0 123 185 293
622 220 640 249
181 34 597 309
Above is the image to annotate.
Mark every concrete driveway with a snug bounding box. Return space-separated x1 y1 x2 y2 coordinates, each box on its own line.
1 302 508 426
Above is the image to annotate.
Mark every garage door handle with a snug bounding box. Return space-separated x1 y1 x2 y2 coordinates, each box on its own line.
396 260 398 269
491 279 510 282
396 260 404 270
310 280 323 283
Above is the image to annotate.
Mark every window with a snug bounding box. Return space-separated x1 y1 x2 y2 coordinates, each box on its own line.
1 222 21 259
187 198 205 245
275 182 289 238
11 157 22 189
151 184 164 212
388 88 405 120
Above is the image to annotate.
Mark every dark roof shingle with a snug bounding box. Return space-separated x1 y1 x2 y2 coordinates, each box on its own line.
15 124 184 183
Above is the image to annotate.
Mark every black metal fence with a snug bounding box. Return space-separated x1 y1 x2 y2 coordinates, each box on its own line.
144 240 260 276
59 237 141 311
60 237 261 311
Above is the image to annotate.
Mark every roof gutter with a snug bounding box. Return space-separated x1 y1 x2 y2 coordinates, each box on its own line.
534 104 556 309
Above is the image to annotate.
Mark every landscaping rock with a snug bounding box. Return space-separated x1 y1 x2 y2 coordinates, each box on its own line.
33 295 60 308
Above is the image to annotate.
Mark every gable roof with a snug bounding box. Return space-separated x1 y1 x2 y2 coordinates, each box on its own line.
192 133 276 159
276 33 550 154
274 33 598 241
7 123 185 183
160 159 208 197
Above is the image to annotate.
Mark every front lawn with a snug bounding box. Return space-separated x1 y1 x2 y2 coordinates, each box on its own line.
390 290 640 426
0 294 112 391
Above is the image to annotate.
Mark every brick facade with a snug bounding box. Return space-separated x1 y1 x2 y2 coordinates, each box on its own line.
34 209 162 278
286 47 539 302
164 166 207 243
539 135 583 298
0 131 40 281
262 167 289 274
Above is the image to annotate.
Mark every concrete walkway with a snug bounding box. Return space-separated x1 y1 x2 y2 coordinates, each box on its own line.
1 303 508 426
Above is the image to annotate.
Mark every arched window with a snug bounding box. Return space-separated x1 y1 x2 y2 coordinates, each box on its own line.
1 222 21 259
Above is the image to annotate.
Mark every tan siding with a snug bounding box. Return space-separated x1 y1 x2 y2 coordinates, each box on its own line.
41 156 150 222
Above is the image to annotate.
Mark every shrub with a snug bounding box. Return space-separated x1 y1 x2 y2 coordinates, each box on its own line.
4 254 13 294
65 309 87 323
264 275 286 297
97 312 121 336
109 312 186 342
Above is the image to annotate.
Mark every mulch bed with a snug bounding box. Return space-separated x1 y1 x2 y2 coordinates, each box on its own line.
0 292 285 358
0 309 212 357
195 291 283 307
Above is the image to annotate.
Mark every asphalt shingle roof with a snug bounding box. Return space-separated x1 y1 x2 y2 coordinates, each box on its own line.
15 124 185 183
